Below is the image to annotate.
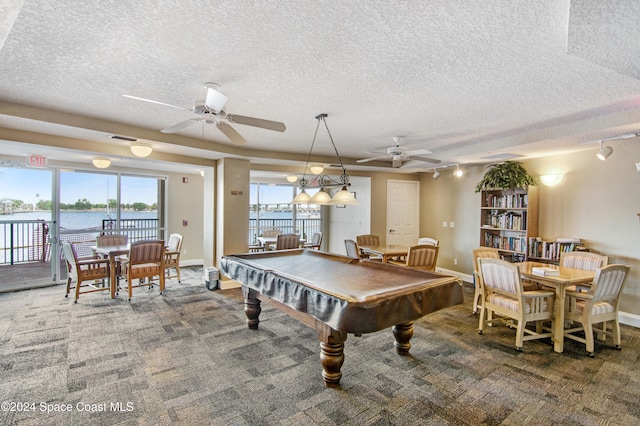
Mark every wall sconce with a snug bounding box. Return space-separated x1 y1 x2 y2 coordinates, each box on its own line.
540 173 564 187
596 141 613 161
453 164 463 177
130 142 153 157
92 157 111 169
286 174 299 183
199 170 205 177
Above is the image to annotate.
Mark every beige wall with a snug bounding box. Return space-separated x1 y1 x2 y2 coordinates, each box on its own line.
419 142 640 320
166 170 204 264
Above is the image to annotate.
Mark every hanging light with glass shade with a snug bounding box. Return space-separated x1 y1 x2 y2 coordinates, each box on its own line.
291 114 358 206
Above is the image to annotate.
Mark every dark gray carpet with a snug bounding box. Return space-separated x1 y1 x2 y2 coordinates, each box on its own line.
0 266 638 425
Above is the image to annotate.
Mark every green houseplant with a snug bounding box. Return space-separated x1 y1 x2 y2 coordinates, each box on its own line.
474 161 538 192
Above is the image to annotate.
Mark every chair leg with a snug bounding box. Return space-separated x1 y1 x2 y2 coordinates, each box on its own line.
65 277 71 298
584 321 595 356
478 305 486 334
612 320 622 349
515 320 525 351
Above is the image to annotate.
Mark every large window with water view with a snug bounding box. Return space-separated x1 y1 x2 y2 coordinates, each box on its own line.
250 182 322 245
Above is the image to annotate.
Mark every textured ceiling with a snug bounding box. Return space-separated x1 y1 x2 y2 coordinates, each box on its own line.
0 0 639 174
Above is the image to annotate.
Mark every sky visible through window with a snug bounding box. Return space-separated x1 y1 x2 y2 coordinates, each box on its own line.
0 168 157 205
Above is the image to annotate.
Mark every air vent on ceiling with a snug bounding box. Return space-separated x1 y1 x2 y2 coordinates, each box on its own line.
110 135 137 142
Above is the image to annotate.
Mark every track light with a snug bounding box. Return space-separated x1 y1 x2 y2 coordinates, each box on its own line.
432 170 441 180
596 141 613 161
453 164 463 177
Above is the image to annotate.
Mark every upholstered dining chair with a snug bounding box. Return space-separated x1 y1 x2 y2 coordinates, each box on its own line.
389 244 439 271
275 233 301 250
344 239 360 259
62 241 110 303
356 234 380 259
96 234 128 247
564 264 630 357
417 237 439 246
262 229 282 238
164 233 184 283
471 247 501 314
117 240 165 301
477 258 555 351
560 251 609 292
304 232 323 250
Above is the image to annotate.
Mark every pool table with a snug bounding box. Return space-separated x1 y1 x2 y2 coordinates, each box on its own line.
220 249 463 387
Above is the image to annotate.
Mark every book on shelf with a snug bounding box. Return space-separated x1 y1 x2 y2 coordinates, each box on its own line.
531 266 560 276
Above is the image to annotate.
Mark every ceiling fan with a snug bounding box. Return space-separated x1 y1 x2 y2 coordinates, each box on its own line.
123 83 286 145
357 137 441 168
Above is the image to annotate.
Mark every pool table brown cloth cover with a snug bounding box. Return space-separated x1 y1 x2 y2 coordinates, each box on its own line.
220 249 464 333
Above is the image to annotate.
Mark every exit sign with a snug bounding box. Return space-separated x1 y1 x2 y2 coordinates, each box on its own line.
27 155 47 168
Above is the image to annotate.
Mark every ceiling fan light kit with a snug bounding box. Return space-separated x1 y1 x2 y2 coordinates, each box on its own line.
356 136 441 168
204 83 228 112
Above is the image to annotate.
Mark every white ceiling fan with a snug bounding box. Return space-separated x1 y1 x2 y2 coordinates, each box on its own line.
357 137 441 168
123 83 286 145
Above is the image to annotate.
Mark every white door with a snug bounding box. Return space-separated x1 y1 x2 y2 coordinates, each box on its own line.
387 180 419 245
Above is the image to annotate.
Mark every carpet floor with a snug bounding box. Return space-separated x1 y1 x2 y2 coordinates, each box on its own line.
0 266 638 425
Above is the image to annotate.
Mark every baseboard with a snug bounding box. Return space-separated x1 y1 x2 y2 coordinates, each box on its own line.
436 267 473 284
180 259 203 267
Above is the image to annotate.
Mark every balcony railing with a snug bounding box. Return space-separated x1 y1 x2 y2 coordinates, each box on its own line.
249 218 322 245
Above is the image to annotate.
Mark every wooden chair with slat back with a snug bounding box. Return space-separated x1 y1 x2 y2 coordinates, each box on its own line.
62 241 110 303
262 229 282 238
117 240 165 301
275 233 301 250
356 234 380 259
477 258 555 351
164 233 184 283
389 244 439 271
344 239 360 259
96 234 128 247
564 264 629 357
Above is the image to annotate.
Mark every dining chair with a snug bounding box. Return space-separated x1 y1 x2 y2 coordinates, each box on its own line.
388 244 439 271
564 264 630 357
164 233 184 283
304 232 323 250
262 229 282 238
96 234 128 247
477 257 555 351
344 239 360 259
117 240 165 301
356 234 380 259
417 237 439 246
62 241 110 303
471 247 500 314
275 233 301 250
560 251 609 292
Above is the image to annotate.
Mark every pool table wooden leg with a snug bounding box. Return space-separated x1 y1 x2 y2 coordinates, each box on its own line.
317 324 348 388
244 289 262 330
392 321 414 355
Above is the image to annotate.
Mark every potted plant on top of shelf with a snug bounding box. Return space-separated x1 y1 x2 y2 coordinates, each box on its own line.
474 161 538 192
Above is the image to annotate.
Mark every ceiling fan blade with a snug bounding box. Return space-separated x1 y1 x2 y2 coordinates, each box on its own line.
404 149 433 156
161 118 201 133
356 155 390 163
411 155 442 164
226 114 286 132
123 95 192 112
217 122 247 145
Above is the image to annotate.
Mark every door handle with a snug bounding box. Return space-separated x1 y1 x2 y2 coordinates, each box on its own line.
389 229 396 234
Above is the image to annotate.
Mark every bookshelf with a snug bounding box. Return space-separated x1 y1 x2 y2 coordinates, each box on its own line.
528 238 585 263
479 186 538 262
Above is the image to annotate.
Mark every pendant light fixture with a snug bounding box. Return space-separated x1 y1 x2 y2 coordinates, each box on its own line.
291 114 358 206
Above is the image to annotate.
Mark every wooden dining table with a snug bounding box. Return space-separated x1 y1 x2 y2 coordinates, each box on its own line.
358 244 409 263
518 261 595 353
91 244 129 298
